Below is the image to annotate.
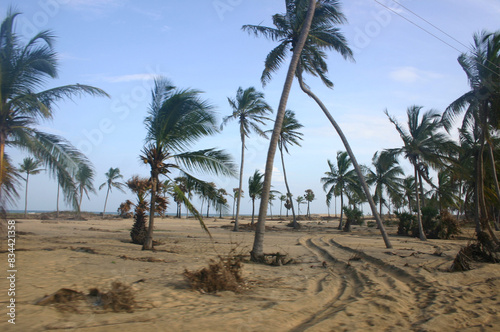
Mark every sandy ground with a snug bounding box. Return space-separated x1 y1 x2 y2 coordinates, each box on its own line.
0 215 499 331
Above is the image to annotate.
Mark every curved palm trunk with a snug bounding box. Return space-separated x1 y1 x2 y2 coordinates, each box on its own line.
0 133 5 189
24 173 30 218
279 146 298 228
143 173 157 250
297 73 393 249
251 0 316 262
414 166 427 241
102 186 110 218
234 134 245 231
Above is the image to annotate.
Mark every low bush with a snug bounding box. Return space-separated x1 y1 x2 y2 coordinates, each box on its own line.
184 255 244 293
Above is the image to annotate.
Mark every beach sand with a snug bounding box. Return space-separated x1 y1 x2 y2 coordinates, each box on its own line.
0 215 499 331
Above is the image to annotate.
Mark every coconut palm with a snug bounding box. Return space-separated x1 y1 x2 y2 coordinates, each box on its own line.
75 164 96 218
295 195 306 216
321 151 359 230
279 194 287 218
244 0 392 252
141 77 236 250
267 109 304 228
126 176 151 244
366 151 404 219
442 30 500 242
221 87 272 231
304 189 315 218
99 167 126 218
18 157 43 218
216 188 229 218
0 10 109 208
232 188 243 219
386 106 455 241
248 170 264 225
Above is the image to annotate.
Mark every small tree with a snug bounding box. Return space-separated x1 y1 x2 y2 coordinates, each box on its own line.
99 167 126 218
304 189 315 218
18 157 43 218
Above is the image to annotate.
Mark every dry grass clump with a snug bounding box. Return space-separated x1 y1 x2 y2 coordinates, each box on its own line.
450 232 500 272
184 255 244 293
35 281 135 313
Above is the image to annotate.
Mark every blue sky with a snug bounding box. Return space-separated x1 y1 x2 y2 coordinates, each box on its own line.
3 0 500 215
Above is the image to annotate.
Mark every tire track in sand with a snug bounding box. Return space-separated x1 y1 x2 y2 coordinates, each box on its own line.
292 235 439 331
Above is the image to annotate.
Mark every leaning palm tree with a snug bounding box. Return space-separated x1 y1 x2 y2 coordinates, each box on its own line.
365 151 404 219
141 77 236 250
267 109 304 228
244 0 317 261
248 170 264 225
244 0 392 255
221 87 272 231
0 10 109 207
99 167 126 218
75 164 96 218
321 151 359 230
18 157 43 218
386 106 455 241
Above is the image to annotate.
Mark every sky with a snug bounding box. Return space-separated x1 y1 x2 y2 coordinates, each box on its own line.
2 0 500 216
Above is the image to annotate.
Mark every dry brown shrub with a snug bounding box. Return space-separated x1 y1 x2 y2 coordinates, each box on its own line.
35 281 135 313
184 255 243 293
450 232 500 272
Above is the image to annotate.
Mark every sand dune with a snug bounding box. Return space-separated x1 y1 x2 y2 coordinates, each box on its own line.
0 216 498 331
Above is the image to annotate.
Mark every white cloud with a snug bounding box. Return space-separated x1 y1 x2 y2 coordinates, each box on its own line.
389 66 444 83
104 73 158 83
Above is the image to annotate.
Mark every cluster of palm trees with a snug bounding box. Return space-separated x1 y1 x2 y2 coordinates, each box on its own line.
2 1 499 260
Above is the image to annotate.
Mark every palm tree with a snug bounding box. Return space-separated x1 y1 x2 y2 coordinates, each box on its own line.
18 157 43 218
386 106 454 241
244 0 392 253
99 167 126 218
244 0 316 261
279 194 287 218
248 170 264 225
75 164 96 218
221 87 272 231
0 10 109 207
442 30 500 243
216 188 229 218
304 189 315 218
402 176 416 213
295 195 305 216
366 151 404 219
321 151 360 230
141 77 236 250
126 176 151 244
268 109 304 228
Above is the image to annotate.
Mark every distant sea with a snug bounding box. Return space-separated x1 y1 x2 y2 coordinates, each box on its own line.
6 210 249 217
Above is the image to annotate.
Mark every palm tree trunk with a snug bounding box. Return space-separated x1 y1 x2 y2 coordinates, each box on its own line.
0 133 5 189
56 183 60 218
251 198 255 225
143 173 157 250
251 0 316 262
414 166 427 241
232 196 236 219
339 192 344 230
78 187 83 219
234 134 245 231
297 73 392 248
102 186 110 218
24 173 30 218
280 146 298 228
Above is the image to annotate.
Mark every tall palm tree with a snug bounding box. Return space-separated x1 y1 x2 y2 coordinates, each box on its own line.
221 87 272 231
279 194 287 218
304 189 315 218
248 170 264 225
18 157 43 218
401 176 416 213
0 10 109 207
99 167 126 218
268 109 304 228
442 30 500 243
216 188 229 218
141 77 236 250
366 151 404 219
295 195 305 216
75 164 96 218
244 0 392 251
232 187 242 219
386 106 454 241
321 151 359 230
